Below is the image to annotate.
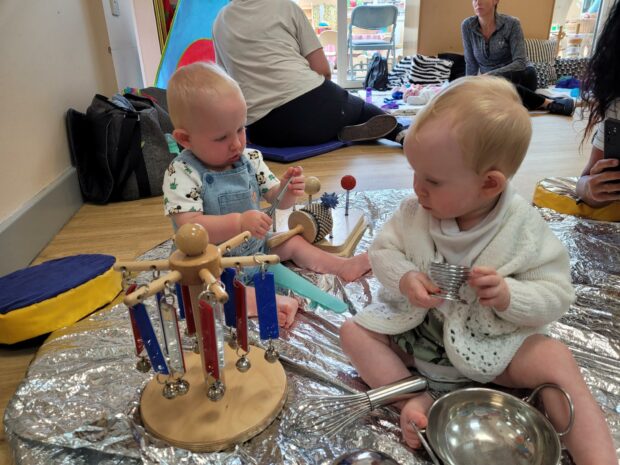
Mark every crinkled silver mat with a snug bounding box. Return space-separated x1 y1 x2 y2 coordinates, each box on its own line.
4 189 619 464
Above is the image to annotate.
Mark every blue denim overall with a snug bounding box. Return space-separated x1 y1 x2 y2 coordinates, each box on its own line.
176 150 265 258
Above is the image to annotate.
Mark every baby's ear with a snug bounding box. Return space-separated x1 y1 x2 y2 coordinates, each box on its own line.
481 170 507 198
172 129 191 149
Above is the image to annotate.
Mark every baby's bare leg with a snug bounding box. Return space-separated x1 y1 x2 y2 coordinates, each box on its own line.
245 286 298 328
271 235 370 282
340 319 413 387
494 334 616 465
340 320 433 449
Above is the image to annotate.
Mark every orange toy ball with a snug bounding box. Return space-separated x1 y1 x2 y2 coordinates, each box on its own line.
341 175 356 191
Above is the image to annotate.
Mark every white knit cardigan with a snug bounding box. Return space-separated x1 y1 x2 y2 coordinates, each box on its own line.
355 194 575 383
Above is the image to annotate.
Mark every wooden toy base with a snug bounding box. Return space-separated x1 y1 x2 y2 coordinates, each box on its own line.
140 345 287 452
274 207 367 257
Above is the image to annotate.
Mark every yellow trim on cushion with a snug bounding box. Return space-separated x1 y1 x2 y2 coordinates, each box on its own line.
533 184 620 222
0 267 122 344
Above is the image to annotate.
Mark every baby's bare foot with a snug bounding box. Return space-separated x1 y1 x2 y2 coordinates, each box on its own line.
400 392 434 449
338 252 371 282
245 287 298 328
275 294 299 328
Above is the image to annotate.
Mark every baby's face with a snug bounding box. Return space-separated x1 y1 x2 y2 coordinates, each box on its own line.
186 91 247 171
405 118 495 228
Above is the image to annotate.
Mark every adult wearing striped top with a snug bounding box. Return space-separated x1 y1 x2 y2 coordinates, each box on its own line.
462 0 574 116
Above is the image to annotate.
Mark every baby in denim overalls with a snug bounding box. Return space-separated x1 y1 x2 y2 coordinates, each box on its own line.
162 63 371 327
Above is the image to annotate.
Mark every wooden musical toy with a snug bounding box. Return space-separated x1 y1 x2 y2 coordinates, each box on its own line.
267 192 336 248
340 175 357 216
114 223 287 452
270 176 368 258
305 176 321 207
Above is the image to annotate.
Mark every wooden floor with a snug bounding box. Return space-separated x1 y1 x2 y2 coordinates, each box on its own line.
0 114 590 464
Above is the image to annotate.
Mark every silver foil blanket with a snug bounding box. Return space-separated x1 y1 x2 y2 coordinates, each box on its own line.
4 190 620 464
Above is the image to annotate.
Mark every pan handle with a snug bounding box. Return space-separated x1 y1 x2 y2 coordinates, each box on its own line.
410 421 442 465
525 383 574 438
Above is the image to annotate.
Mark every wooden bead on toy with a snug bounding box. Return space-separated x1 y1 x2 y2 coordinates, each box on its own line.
175 223 209 256
305 176 321 196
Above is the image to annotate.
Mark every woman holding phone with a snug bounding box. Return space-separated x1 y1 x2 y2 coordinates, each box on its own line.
576 0 620 207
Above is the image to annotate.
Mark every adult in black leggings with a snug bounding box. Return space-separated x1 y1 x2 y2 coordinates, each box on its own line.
246 79 404 147
213 0 405 148
462 0 574 115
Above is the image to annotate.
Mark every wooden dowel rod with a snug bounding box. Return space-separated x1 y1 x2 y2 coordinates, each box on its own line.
220 254 280 269
198 269 228 303
124 270 183 307
114 260 170 272
218 231 252 255
266 225 304 249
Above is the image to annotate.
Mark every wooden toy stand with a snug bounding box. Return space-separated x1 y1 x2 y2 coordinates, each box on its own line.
140 347 287 451
115 224 287 452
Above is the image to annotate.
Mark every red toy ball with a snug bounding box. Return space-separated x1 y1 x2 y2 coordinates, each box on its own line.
340 175 356 191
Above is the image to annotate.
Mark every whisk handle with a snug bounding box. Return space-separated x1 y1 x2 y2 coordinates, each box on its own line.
367 376 428 410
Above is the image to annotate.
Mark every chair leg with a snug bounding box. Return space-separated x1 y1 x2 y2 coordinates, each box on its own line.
349 46 354 80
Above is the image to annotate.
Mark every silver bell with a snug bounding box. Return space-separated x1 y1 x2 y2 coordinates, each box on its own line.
136 356 151 373
264 345 279 363
207 380 226 401
162 380 178 399
227 328 238 349
236 355 251 372
175 378 190 396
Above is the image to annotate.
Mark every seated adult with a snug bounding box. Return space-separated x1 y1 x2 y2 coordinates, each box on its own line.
576 0 620 207
461 0 574 116
212 0 406 147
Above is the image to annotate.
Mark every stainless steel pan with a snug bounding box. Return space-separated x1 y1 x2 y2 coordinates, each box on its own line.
421 384 574 465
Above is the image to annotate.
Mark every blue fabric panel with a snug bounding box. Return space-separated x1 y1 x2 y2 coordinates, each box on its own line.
0 254 116 315
247 140 348 162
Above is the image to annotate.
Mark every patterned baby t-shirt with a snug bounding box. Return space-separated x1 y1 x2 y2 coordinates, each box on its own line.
162 148 279 216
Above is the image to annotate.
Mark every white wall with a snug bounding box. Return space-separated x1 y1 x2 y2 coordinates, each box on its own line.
134 0 162 87
100 0 145 89
0 1 117 225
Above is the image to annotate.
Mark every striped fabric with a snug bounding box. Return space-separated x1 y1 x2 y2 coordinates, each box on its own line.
525 39 558 88
387 54 453 88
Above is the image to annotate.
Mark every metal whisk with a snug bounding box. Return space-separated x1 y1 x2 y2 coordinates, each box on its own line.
283 376 428 442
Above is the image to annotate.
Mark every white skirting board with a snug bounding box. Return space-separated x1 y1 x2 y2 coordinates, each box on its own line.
0 168 82 276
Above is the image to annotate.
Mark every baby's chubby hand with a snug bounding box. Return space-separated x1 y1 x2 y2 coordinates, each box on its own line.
468 266 510 311
240 210 272 239
282 166 305 197
399 271 444 308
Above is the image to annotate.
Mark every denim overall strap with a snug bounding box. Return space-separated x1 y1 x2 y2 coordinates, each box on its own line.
178 151 264 257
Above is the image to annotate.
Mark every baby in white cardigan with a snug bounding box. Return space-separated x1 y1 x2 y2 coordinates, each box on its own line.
340 76 616 464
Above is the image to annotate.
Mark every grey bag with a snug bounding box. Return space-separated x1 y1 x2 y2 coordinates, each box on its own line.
120 93 175 201
73 91 175 204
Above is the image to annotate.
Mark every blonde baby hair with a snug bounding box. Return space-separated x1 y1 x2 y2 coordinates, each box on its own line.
409 75 532 177
167 62 243 130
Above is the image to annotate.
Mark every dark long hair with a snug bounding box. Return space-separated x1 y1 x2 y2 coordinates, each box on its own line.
582 0 620 143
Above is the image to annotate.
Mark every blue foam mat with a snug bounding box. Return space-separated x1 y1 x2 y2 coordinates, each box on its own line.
247 140 348 163
248 117 411 163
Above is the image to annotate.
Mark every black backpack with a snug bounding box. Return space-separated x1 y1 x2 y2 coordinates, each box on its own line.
364 52 389 91
66 92 176 204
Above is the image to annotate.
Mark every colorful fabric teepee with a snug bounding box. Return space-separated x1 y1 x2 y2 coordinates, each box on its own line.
155 0 229 88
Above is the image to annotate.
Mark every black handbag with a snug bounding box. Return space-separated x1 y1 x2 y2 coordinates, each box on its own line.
66 91 175 204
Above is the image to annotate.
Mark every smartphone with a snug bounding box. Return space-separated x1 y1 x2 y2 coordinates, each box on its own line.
604 117 620 171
